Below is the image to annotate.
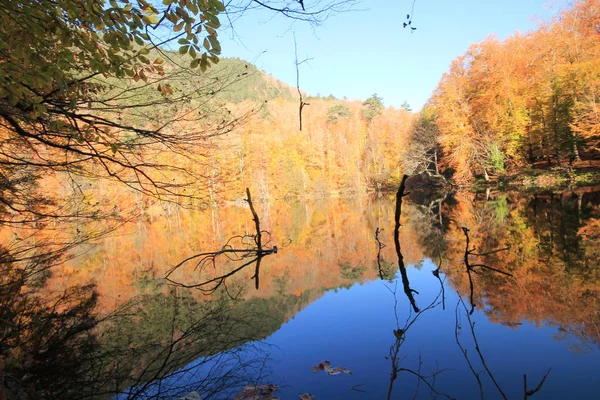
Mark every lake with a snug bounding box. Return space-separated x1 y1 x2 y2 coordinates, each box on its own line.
8 187 600 399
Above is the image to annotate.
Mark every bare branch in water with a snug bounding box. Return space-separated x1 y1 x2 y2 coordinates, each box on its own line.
165 188 278 295
394 175 419 312
384 274 450 400
455 297 552 400
375 227 386 280
524 368 552 398
461 227 512 314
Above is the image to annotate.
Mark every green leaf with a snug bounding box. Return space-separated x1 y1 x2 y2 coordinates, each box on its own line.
179 45 189 54
207 35 219 51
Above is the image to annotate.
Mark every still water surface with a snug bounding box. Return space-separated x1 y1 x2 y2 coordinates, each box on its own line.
50 188 600 398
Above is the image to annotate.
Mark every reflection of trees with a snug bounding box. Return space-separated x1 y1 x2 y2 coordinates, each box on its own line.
102 290 276 399
0 218 288 400
0 254 101 399
383 283 451 400
404 193 449 263
460 227 512 315
439 189 600 349
372 183 557 400
377 178 452 399
374 228 396 282
0 252 283 399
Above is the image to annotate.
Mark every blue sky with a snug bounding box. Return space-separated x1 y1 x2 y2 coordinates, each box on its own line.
219 0 563 110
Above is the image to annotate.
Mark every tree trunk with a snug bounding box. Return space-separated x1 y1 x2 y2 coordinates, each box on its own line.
572 138 581 162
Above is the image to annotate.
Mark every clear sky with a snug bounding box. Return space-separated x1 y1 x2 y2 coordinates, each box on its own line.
218 0 564 110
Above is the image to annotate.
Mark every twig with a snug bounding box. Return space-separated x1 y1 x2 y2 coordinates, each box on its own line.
524 368 552 398
432 254 446 310
375 227 386 279
455 300 485 399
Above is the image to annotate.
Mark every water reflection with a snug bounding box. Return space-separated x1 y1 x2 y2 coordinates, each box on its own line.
1 186 599 398
0 254 277 399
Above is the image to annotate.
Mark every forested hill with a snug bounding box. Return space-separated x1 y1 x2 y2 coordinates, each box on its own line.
68 50 419 204
208 58 297 103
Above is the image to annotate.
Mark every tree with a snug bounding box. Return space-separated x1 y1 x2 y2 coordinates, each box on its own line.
0 0 359 396
0 0 235 224
0 0 358 222
400 101 412 112
362 93 384 121
403 105 442 176
326 104 353 123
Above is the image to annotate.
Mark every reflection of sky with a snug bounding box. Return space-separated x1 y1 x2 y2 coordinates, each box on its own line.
262 260 599 399
120 262 599 399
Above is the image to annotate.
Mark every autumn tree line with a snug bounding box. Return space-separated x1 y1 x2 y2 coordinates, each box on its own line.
420 0 600 184
2 0 599 218
191 0 600 200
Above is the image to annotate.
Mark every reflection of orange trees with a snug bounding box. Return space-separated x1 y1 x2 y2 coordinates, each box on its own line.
441 190 600 348
45 198 428 314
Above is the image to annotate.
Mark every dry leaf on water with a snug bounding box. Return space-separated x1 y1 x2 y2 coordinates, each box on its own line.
311 360 353 375
233 384 280 400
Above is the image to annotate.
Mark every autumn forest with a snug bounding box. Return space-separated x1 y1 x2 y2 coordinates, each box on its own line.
1 0 600 398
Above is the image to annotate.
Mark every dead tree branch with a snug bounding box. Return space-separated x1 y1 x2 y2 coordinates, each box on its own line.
164 188 278 295
394 175 419 312
524 368 552 399
461 227 512 314
375 227 386 280
294 33 311 131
